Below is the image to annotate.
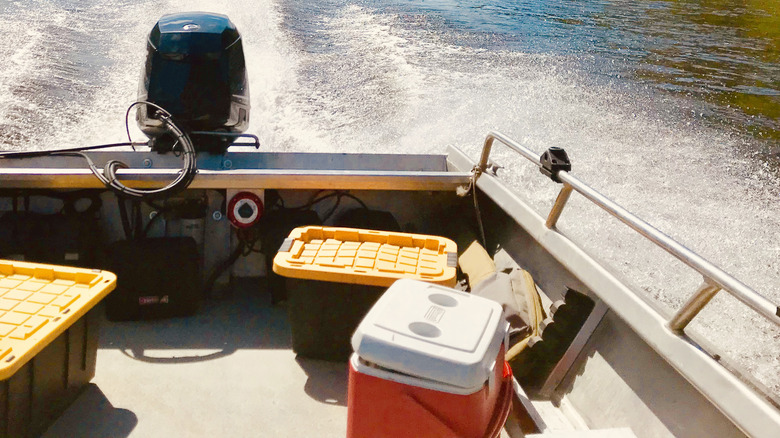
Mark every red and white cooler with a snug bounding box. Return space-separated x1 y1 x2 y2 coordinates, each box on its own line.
347 279 513 438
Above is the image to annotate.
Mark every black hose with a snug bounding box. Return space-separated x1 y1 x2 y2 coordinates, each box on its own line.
0 101 197 201
141 206 166 239
202 226 264 298
0 142 142 159
117 197 135 241
9 101 199 201
91 101 198 200
203 242 244 299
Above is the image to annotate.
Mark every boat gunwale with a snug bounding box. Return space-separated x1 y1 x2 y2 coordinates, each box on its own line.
0 150 471 191
447 145 780 437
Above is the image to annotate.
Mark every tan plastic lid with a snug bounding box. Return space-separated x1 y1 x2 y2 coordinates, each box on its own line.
0 260 116 380
273 226 457 287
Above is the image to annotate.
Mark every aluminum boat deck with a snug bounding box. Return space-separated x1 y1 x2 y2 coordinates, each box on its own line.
41 280 517 438
43 281 353 437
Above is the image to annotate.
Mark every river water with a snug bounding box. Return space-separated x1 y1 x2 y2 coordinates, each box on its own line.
0 0 778 396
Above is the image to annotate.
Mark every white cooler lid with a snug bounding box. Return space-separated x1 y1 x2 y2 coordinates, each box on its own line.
351 278 507 391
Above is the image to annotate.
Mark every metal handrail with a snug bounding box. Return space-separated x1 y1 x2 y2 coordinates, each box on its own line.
476 131 780 332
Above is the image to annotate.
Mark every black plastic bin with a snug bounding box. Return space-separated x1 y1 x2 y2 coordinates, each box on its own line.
273 226 458 362
285 279 384 361
0 260 115 437
0 309 100 438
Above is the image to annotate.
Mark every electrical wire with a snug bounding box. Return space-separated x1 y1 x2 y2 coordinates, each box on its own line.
0 142 142 159
473 182 487 250
202 190 370 299
202 226 262 299
274 190 369 214
89 101 198 200
141 207 165 239
1 101 198 201
117 197 133 241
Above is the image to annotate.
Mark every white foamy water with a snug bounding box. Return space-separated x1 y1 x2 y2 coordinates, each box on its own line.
0 0 777 395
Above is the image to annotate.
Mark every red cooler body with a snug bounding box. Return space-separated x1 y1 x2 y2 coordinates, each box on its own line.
347 279 513 438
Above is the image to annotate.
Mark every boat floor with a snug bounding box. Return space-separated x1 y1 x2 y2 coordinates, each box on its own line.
43 280 351 438
41 279 513 437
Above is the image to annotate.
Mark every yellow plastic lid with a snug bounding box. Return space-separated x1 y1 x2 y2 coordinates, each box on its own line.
273 226 458 287
0 260 116 380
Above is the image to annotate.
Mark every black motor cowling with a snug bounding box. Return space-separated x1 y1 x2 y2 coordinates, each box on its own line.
137 12 250 153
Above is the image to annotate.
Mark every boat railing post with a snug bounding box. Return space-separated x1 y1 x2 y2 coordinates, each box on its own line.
668 278 722 334
476 131 543 181
546 183 573 229
476 133 497 180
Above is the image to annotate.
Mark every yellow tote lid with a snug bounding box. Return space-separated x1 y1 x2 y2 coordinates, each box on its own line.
0 260 116 380
273 226 457 287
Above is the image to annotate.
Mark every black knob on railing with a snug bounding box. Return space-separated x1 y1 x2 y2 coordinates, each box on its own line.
540 147 571 183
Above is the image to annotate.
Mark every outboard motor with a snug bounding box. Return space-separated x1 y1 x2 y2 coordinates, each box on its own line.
137 12 250 153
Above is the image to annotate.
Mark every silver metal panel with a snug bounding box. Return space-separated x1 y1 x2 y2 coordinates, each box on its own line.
0 168 470 190
447 146 780 438
0 150 470 190
0 150 450 171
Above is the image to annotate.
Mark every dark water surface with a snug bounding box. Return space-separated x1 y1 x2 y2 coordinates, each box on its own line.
373 0 780 142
